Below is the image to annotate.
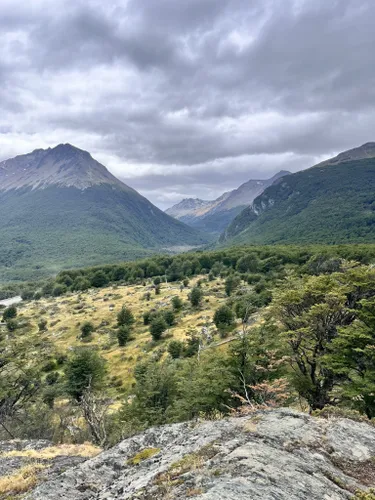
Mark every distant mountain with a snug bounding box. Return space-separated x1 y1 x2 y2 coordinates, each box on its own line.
0 144 208 281
221 143 375 245
165 171 290 234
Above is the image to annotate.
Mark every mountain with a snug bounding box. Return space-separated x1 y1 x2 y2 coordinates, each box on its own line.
0 144 208 281
221 143 375 245
165 170 290 234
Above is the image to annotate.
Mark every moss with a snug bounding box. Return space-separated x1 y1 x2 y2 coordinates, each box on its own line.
127 447 161 466
354 489 375 500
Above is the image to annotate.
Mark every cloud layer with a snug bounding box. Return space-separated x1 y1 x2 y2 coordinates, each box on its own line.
1 0 375 207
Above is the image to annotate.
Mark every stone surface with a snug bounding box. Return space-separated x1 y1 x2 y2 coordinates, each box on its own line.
21 409 375 499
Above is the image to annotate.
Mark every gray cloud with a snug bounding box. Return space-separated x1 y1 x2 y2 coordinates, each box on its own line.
1 0 375 208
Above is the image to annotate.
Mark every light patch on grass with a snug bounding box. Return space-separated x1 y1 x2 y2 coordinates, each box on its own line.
0 443 101 460
0 463 47 495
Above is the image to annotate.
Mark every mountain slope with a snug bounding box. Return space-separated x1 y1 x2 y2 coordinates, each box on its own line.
221 144 375 245
165 170 290 234
0 144 208 281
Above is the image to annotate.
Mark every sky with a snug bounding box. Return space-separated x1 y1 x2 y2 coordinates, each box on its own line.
1 0 375 209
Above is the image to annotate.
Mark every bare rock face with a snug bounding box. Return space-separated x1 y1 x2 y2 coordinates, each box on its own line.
22 409 375 499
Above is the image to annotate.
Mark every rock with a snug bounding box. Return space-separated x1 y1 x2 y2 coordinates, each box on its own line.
24 409 375 499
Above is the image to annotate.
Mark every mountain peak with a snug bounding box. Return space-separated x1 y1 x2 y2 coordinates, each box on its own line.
0 144 122 191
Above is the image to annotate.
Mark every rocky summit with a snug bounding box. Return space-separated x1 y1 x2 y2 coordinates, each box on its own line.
20 409 375 499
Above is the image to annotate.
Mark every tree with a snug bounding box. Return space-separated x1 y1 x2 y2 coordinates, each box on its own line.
117 305 135 327
171 296 183 311
168 340 184 359
273 267 375 411
91 271 109 288
80 321 95 339
117 326 131 347
3 305 17 321
326 297 375 418
163 310 175 327
150 316 167 341
225 275 241 296
65 349 106 401
155 284 161 295
190 287 203 307
6 319 18 332
213 305 235 331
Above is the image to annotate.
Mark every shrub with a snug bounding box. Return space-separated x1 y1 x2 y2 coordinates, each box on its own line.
190 287 203 307
38 319 48 332
3 305 17 320
117 306 135 327
117 326 131 347
80 321 95 339
163 310 175 327
150 317 167 341
168 340 184 359
213 305 235 330
171 296 183 310
65 349 107 400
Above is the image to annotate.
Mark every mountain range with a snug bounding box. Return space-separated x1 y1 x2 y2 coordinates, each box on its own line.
0 144 208 281
165 170 290 234
221 142 375 245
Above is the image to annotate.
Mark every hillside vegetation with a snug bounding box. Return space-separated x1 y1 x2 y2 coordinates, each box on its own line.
1 243 375 456
222 158 375 245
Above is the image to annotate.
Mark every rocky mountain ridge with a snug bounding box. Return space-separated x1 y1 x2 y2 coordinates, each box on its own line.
18 409 375 499
0 144 125 191
166 170 290 234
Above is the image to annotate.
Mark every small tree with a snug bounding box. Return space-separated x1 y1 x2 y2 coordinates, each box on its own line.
183 278 189 287
225 275 241 297
171 296 183 311
117 306 135 327
117 326 131 347
65 349 106 401
3 305 17 321
6 319 18 332
80 321 95 339
38 318 48 332
213 305 235 331
190 287 203 307
163 310 175 327
150 316 167 341
155 284 161 295
168 340 184 359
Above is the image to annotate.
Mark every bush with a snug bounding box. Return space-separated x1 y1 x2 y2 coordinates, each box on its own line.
150 316 167 341
213 305 235 330
117 306 135 327
80 321 95 339
117 326 131 346
190 287 203 307
6 319 18 332
168 340 184 359
163 310 175 327
171 296 183 310
65 348 107 400
155 284 161 295
3 305 17 320
38 318 48 332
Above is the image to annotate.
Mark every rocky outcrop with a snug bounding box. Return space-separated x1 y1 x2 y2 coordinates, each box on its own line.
24 409 375 499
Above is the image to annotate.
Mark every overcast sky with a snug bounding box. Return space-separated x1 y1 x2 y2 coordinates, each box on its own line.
1 0 375 209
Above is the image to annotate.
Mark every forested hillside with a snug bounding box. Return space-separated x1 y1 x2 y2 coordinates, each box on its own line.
222 157 375 245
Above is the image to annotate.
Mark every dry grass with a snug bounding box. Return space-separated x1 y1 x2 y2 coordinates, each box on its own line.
18 276 231 392
0 443 101 460
0 463 47 495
